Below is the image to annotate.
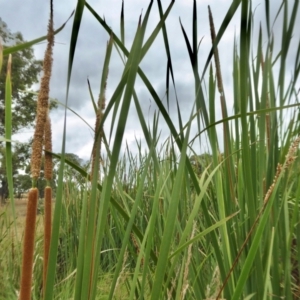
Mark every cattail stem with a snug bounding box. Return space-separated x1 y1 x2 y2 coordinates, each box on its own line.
19 188 38 300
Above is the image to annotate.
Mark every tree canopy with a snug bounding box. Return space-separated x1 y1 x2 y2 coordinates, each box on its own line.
0 142 32 201
0 17 44 136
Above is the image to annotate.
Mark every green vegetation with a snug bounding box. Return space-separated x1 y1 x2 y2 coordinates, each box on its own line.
1 0 300 299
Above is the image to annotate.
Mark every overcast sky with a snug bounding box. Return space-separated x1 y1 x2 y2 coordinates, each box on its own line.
1 0 299 162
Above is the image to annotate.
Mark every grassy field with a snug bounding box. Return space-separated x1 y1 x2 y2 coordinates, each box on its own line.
1 0 300 299
1 197 46 234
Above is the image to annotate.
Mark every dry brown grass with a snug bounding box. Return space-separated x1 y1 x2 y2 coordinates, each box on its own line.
0 198 52 238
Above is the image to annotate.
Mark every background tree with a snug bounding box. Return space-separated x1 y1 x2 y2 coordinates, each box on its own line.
14 174 32 199
0 17 43 136
0 142 31 202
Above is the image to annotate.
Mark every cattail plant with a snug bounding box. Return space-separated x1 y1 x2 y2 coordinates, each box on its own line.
90 37 113 181
216 135 300 299
75 36 112 299
90 74 107 181
19 1 54 299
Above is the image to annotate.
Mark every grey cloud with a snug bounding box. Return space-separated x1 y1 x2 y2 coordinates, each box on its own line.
4 0 299 162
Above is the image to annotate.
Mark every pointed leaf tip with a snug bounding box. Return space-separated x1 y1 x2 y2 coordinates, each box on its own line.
121 0 124 19
7 54 12 76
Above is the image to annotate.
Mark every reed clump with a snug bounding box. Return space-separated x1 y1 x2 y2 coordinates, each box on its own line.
2 0 299 299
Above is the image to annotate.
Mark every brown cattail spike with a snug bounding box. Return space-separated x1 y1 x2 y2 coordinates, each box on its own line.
30 2 54 180
44 115 53 183
90 36 113 181
91 68 107 180
19 188 38 300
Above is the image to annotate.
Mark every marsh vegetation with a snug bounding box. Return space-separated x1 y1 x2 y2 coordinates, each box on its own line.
1 0 300 299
